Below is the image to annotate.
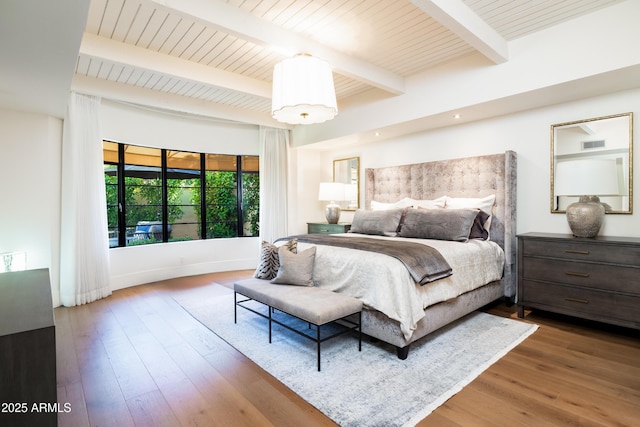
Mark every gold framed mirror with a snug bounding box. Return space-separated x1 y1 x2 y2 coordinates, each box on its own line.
333 157 359 211
551 112 633 214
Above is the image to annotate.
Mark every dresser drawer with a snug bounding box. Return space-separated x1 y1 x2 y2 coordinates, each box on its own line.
307 223 351 234
522 257 640 295
519 280 640 326
522 239 640 266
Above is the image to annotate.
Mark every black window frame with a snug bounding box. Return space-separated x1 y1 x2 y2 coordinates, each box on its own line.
104 141 259 248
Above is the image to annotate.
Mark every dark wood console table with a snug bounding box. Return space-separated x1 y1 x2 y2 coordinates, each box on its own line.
0 268 57 426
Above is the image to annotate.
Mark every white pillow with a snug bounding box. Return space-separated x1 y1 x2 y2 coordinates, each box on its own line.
408 196 447 209
370 197 414 211
444 194 496 235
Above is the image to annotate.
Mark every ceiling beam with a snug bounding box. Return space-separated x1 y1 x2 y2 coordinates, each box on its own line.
0 0 90 118
71 74 285 128
411 0 508 64
80 32 272 99
148 0 405 95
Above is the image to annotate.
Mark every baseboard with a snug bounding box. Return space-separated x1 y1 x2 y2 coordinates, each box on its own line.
110 258 256 290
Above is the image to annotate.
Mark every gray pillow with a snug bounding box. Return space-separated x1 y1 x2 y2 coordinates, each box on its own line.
270 246 317 286
350 208 404 236
398 208 480 242
469 210 490 240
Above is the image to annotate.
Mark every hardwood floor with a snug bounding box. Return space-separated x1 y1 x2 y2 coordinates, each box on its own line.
54 270 640 427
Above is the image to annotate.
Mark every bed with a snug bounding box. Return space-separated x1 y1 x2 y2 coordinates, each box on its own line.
266 151 516 359
365 151 517 357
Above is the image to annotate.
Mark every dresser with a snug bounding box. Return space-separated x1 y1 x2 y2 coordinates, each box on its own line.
307 222 351 234
517 232 640 329
0 268 57 427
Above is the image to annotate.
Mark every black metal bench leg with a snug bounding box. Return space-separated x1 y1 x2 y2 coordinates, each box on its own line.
358 311 362 351
234 292 237 323
317 324 321 371
268 305 272 343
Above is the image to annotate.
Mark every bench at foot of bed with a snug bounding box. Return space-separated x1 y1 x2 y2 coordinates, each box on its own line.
233 278 363 371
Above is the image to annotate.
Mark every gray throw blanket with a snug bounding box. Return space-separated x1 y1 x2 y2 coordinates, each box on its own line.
279 234 452 285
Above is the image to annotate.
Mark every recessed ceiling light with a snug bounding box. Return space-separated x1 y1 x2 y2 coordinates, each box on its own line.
374 131 381 137
453 114 461 119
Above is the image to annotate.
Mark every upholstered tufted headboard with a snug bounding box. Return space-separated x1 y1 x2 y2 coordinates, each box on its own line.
364 151 517 298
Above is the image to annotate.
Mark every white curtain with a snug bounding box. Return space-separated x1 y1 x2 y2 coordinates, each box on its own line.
59 93 112 306
259 127 290 243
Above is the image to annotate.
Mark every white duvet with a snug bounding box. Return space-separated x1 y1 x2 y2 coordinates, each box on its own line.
296 233 505 340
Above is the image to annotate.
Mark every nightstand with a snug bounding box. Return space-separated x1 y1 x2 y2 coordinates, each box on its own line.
517 232 640 329
307 222 351 234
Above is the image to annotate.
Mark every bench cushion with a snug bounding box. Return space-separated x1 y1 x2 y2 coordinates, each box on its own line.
234 278 362 325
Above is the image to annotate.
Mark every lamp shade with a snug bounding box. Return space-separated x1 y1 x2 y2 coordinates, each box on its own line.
555 159 620 196
272 54 338 124
318 182 345 201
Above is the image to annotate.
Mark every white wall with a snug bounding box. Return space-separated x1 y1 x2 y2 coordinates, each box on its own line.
0 108 63 305
101 100 260 155
100 100 262 290
293 88 640 238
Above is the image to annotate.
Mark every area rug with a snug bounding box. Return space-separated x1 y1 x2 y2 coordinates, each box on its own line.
174 284 537 427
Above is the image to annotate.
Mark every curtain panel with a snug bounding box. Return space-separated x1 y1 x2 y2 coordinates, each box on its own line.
59 93 111 306
259 127 290 244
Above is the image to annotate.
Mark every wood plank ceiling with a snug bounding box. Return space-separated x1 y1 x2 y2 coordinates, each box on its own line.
76 0 623 121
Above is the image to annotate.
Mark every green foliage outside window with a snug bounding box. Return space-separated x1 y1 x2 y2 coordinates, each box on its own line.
186 171 260 238
105 174 119 229
104 147 259 246
209 171 238 238
242 173 260 237
105 175 185 228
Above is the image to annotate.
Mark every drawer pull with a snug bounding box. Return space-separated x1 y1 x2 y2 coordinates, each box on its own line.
565 249 590 255
565 271 590 278
565 297 589 304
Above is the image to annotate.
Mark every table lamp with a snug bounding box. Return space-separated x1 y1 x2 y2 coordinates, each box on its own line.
318 182 345 224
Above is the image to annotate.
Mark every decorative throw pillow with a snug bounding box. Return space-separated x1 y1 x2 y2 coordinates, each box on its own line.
253 238 298 280
350 208 404 236
398 208 481 242
444 194 496 236
270 246 317 286
469 210 490 240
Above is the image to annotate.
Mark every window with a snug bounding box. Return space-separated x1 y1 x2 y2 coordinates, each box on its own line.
203 154 238 238
167 150 202 241
104 141 259 248
241 155 260 237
